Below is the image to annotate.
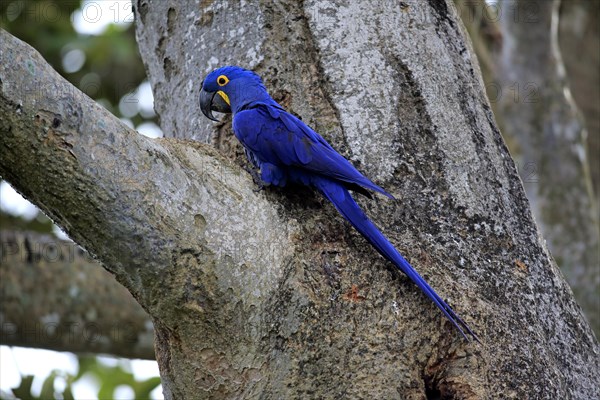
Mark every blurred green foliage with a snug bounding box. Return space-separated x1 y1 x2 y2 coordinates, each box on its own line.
0 356 161 400
1 0 156 228
0 0 150 126
0 212 54 235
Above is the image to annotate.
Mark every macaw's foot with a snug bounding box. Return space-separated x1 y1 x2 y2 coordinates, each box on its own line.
253 183 266 193
244 165 269 192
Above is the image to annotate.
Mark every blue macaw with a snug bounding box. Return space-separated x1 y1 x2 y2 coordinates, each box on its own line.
199 66 478 342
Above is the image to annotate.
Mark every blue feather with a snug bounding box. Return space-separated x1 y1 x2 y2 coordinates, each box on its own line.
233 106 394 199
313 177 479 342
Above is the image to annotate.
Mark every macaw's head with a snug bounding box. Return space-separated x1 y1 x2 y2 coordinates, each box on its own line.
199 66 268 120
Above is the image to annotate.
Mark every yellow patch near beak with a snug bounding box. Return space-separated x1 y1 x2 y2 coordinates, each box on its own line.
217 90 230 105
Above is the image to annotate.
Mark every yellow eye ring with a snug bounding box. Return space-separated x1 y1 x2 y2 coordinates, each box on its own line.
217 75 229 86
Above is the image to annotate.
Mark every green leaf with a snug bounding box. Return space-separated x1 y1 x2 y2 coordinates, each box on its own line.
11 375 34 399
39 371 57 400
134 377 162 399
63 384 75 400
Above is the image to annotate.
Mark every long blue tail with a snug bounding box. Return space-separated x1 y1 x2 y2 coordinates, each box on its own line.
314 178 479 342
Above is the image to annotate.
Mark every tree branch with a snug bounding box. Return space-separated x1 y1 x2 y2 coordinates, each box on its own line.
0 28 294 307
0 230 155 360
0 28 296 397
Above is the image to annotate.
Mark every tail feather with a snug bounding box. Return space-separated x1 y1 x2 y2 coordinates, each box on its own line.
314 178 479 342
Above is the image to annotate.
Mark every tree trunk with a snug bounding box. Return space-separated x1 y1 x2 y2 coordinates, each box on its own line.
489 0 600 334
0 0 598 399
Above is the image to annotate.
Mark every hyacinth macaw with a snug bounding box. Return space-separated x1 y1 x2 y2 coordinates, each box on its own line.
199 66 478 342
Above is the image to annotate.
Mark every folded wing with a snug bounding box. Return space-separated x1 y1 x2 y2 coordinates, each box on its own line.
233 105 394 199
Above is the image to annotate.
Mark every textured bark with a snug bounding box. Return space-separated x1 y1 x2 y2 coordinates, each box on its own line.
0 230 155 360
131 0 598 398
489 0 600 334
0 27 295 398
0 0 598 398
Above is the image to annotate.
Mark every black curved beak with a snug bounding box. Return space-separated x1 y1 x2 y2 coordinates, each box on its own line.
199 86 231 121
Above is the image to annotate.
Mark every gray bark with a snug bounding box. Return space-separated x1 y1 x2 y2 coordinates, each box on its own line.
0 230 155 360
490 0 600 334
0 0 598 398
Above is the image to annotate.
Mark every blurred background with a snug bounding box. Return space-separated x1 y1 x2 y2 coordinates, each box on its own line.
0 0 598 399
1 1 162 399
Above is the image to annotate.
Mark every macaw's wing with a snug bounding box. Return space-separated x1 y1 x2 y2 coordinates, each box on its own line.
233 105 394 199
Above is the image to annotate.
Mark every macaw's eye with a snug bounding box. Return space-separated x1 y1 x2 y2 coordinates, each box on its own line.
217 75 229 86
